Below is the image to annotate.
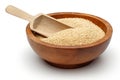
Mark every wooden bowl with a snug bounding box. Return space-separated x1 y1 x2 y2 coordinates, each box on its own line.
26 12 113 69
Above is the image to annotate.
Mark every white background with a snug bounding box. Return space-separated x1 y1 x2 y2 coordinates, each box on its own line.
0 0 120 80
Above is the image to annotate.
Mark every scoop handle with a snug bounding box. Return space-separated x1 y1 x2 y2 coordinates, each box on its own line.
6 5 33 22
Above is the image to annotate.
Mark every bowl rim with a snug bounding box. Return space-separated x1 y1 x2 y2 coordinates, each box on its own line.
26 12 113 49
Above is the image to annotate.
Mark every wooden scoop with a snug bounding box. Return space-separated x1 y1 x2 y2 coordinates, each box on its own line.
6 5 70 37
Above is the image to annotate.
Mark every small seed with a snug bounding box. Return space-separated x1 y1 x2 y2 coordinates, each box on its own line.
39 18 105 46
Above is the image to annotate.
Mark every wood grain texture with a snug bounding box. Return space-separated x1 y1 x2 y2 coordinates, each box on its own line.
6 5 70 37
26 12 113 68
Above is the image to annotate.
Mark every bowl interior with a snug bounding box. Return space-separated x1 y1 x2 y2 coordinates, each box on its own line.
28 12 112 48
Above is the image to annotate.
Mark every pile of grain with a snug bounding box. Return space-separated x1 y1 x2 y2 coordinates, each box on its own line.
40 18 105 46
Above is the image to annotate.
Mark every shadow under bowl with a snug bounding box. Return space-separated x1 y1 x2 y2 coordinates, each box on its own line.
26 12 113 69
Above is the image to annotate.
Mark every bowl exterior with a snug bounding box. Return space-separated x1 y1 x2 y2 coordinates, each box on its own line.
26 30 111 67
26 12 112 68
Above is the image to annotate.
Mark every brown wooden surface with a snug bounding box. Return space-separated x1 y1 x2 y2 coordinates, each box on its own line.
26 12 113 68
